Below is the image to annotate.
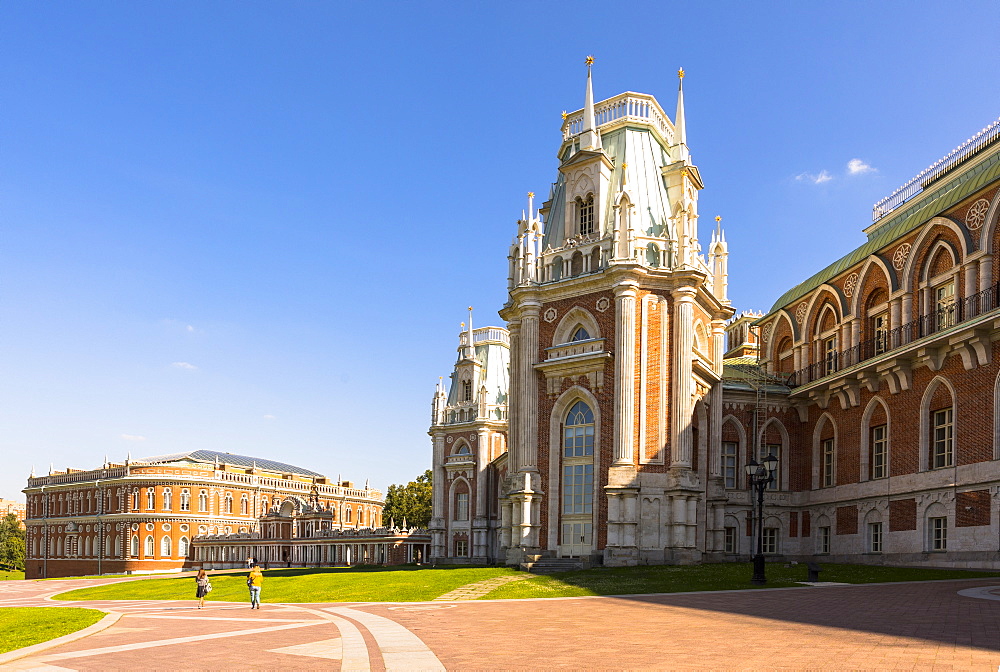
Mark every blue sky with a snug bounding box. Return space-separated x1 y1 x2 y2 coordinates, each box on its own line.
3 1 999 499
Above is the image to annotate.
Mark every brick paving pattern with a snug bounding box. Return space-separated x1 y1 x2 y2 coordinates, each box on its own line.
432 574 530 601
2 576 1000 669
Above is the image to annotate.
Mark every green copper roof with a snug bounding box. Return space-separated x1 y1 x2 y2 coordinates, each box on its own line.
768 146 1000 314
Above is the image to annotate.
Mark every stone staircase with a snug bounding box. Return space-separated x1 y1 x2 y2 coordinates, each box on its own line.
519 554 588 574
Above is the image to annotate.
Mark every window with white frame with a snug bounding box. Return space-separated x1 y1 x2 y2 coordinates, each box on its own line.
872 312 889 354
163 488 172 511
570 326 591 342
824 336 838 375
722 442 738 489
818 526 831 554
871 425 888 479
179 536 189 556
762 444 781 489
935 281 956 329
240 495 248 516
455 539 468 557
929 516 947 551
455 492 469 521
224 493 233 514
161 535 171 557
462 380 472 402
762 527 778 554
131 535 139 557
198 490 208 512
145 535 154 557
822 438 835 487
561 400 595 555
868 522 883 553
932 408 954 469
146 488 155 510
563 464 593 515
180 489 190 511
724 527 736 554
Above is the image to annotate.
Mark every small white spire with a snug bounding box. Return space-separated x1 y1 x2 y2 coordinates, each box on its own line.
30 465 35 478
674 67 689 163
580 55 601 151
466 307 475 360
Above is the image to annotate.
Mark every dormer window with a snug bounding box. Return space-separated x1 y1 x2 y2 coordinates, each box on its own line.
570 326 591 342
577 194 594 235
462 380 472 401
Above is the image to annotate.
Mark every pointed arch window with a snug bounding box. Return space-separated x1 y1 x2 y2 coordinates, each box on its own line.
569 326 591 342
564 401 595 457
198 490 208 512
577 194 594 235
180 489 191 511
161 535 171 557
462 380 473 402
145 535 154 557
162 488 172 511
131 535 139 557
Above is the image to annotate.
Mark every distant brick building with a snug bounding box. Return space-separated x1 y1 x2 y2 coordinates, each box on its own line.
0 498 25 528
430 63 1000 569
22 450 384 578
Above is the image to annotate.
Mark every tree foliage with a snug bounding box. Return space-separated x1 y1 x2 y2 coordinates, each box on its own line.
382 469 432 529
0 513 25 571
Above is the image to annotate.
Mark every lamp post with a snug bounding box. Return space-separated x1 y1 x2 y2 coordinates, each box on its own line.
745 453 779 585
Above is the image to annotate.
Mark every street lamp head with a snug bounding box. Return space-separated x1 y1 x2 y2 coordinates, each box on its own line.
762 453 779 473
744 459 759 477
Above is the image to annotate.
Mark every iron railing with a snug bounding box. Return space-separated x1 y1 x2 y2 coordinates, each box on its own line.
787 283 999 387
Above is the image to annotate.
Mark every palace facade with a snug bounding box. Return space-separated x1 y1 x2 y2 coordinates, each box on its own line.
22 450 385 578
430 63 1000 569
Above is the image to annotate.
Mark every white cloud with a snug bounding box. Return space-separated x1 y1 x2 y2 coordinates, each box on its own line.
121 434 146 441
171 361 198 370
847 158 876 175
263 414 277 420
796 170 833 184
186 325 196 333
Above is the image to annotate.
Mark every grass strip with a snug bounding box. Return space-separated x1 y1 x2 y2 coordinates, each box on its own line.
0 570 24 581
54 565 520 603
480 562 1000 599
0 607 106 654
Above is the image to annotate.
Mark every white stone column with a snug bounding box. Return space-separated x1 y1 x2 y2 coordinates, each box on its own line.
979 256 993 292
964 262 978 299
517 302 541 471
671 287 696 468
613 284 638 465
672 496 688 547
658 296 669 464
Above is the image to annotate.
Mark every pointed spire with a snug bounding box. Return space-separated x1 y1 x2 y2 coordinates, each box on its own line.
30 465 35 478
674 67 689 163
580 55 601 151
466 307 475 360
125 451 131 465
49 463 54 475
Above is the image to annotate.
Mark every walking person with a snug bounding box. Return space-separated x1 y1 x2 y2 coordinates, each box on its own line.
246 554 253 570
247 563 263 609
195 569 211 609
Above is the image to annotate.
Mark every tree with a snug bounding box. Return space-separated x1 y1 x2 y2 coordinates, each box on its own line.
382 469 432 529
0 513 25 571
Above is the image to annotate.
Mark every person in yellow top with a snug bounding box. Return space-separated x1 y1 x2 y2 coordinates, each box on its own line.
247 564 263 609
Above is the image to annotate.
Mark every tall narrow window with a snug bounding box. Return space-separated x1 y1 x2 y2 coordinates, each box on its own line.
932 408 954 468
871 425 887 479
561 400 595 557
224 494 233 514
564 401 595 457
562 464 593 515
455 539 468 557
868 522 883 553
818 526 831 554
146 489 155 510
179 536 189 556
131 536 139 557
163 488 172 511
578 194 594 235
462 380 472 402
145 535 154 557
240 495 248 516
161 536 171 557
455 492 469 521
822 438 835 487
872 312 889 355
724 527 736 553
722 442 738 489
935 282 956 330
198 490 208 512
762 444 781 490
824 337 838 375
929 517 947 551
180 489 191 511
762 528 778 554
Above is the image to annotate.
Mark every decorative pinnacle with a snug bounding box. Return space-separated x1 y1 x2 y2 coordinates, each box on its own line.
527 192 534 199
678 67 685 80
468 306 473 312
561 110 568 120
585 55 594 66
460 322 465 328
715 215 722 222
621 162 628 170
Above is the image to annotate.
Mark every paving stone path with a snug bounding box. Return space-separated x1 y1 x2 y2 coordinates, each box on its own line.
3 575 1000 669
432 574 531 601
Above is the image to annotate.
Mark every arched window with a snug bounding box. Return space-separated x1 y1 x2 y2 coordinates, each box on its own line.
564 401 595 457
145 535 154 557
570 326 591 342
454 443 471 456
161 536 171 557
345 507 352 523
146 488 155 510
131 490 139 511
261 497 269 515
577 194 594 235
114 535 122 557
180 489 190 511
163 488 172 511
240 495 248 516
198 490 208 512
224 493 233 514
179 536 189 556
131 535 139 557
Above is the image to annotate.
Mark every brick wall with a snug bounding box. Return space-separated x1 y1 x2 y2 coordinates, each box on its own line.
889 498 917 531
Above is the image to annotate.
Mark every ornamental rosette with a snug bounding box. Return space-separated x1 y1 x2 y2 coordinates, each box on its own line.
795 302 808 325
966 198 989 230
843 273 859 298
892 243 911 271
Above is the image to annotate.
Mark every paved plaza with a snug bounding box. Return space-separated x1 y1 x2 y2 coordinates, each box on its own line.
2 575 1000 670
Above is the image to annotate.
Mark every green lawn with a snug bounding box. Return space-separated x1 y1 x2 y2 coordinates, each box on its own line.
481 562 1000 599
55 566 520 603
0 570 24 581
0 608 106 654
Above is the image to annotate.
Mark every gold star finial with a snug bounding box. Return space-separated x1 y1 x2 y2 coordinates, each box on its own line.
621 162 628 171
468 306 473 312
715 215 722 223
678 67 685 80
561 110 568 120
585 55 594 66
527 192 534 199
460 322 465 328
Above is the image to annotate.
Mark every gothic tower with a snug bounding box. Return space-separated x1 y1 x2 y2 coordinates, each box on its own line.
428 311 510 563
499 61 734 566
